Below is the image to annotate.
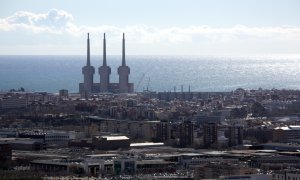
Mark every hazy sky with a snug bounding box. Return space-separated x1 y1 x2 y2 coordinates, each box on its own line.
0 0 300 55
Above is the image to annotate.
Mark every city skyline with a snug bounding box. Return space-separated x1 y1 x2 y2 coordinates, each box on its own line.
2 1 300 179
0 0 300 55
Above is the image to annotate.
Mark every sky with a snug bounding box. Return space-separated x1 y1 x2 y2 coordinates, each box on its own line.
0 0 300 55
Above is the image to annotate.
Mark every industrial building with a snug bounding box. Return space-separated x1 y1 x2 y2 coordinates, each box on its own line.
79 33 134 95
92 135 130 150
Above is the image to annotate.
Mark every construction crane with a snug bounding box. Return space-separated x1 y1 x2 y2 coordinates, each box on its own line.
146 77 151 92
135 73 145 92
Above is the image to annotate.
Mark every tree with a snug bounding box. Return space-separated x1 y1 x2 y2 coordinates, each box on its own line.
19 87 25 92
251 102 267 117
229 106 247 119
240 106 248 117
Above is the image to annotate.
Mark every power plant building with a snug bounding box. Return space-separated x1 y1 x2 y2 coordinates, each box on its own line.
79 33 134 95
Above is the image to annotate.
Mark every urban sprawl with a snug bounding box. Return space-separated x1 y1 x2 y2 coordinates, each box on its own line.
1 34 300 180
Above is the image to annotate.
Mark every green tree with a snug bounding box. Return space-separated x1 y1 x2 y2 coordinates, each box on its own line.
19 87 25 92
251 102 267 117
229 106 247 119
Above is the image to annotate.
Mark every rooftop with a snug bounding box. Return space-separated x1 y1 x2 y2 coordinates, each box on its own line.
130 142 164 147
100 136 129 141
275 125 300 131
85 154 118 158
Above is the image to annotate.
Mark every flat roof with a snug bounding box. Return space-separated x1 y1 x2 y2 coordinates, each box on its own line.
137 159 175 165
202 151 228 155
263 142 300 148
180 153 203 156
31 159 72 166
130 142 164 147
13 151 69 158
101 136 129 140
275 126 300 131
86 154 118 157
0 138 40 144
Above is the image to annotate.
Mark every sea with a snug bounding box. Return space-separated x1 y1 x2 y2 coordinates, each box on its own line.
1 55 300 93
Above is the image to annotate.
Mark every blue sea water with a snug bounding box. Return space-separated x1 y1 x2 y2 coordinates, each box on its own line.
0 55 300 93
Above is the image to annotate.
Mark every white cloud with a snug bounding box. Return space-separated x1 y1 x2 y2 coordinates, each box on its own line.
0 9 300 55
1 9 300 43
0 9 74 34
